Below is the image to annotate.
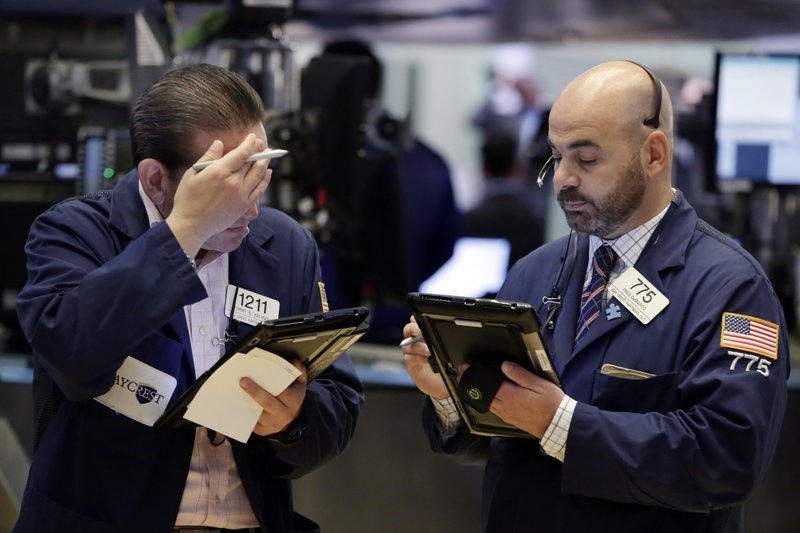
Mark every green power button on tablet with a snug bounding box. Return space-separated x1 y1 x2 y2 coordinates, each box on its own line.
468 388 482 401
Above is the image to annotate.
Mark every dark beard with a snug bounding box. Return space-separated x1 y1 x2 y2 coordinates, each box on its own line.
557 155 646 238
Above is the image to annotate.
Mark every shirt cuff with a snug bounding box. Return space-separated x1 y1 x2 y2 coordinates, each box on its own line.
431 396 461 438
540 395 577 462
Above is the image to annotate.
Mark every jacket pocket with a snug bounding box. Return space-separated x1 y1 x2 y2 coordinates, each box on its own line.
591 370 677 413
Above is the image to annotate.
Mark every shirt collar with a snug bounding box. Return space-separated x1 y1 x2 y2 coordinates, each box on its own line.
588 199 672 271
137 180 164 228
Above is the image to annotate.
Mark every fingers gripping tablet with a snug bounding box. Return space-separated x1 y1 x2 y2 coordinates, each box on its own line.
458 362 506 413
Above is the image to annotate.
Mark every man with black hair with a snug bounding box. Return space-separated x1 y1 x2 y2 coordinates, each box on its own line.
15 64 363 533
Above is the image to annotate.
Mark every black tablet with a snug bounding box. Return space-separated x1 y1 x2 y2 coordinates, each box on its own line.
154 306 369 430
407 292 558 439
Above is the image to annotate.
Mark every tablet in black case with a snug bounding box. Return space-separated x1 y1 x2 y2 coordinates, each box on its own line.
154 306 370 430
407 292 559 439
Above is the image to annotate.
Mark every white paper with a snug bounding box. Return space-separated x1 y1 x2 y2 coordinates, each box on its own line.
183 348 301 443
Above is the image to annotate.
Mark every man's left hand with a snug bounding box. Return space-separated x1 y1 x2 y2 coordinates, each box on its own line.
490 361 564 438
240 359 308 436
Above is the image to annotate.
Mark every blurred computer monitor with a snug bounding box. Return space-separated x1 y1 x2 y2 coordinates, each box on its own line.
419 237 511 298
711 52 800 190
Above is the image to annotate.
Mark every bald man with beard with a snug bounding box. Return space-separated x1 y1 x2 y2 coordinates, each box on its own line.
401 61 788 532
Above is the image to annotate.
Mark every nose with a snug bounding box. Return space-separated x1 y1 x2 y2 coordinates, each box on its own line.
552 159 579 191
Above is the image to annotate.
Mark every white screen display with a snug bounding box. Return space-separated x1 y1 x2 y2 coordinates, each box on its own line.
419 237 511 297
715 54 800 185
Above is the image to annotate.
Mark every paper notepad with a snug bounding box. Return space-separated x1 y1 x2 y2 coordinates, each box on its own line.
183 348 301 443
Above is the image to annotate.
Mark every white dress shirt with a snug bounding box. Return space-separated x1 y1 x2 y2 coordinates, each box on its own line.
138 183 259 528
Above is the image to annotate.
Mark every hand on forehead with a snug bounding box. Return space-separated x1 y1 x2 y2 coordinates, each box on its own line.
191 123 268 160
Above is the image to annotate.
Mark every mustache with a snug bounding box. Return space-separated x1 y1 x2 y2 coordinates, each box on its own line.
557 188 588 204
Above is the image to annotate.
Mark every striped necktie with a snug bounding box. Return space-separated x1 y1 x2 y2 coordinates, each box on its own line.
575 244 617 342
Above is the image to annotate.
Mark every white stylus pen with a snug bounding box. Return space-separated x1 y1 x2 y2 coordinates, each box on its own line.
399 334 425 347
192 148 289 171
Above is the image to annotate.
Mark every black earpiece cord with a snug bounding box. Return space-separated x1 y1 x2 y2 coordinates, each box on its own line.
539 230 578 331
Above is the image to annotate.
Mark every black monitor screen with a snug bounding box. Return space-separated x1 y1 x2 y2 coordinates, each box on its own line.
712 52 800 189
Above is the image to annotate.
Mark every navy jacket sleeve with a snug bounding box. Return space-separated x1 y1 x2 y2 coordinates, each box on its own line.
17 195 207 401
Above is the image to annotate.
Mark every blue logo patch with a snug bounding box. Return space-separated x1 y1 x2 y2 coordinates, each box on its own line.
135 383 159 404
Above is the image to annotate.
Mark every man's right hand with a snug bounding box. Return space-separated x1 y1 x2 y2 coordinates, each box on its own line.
401 316 450 400
167 133 271 257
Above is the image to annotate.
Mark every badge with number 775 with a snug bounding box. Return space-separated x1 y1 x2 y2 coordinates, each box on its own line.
607 266 669 324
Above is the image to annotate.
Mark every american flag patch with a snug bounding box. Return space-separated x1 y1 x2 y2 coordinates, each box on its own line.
318 281 329 312
720 312 779 359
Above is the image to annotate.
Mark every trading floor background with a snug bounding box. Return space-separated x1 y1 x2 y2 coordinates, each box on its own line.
2 2 800 531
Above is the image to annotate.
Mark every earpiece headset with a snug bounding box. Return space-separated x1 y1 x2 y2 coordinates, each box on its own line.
628 60 663 129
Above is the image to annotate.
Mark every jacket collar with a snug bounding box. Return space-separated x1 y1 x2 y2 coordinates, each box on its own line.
108 170 152 239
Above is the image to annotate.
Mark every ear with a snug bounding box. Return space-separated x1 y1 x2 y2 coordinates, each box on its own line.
643 130 670 177
137 158 170 206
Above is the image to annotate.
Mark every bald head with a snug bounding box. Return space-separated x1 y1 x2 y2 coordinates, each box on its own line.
552 61 673 147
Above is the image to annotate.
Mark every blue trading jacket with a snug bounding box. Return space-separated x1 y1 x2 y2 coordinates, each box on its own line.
14 171 364 533
424 191 789 533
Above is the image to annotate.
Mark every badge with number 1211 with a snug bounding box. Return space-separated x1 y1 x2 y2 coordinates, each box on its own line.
225 284 280 326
